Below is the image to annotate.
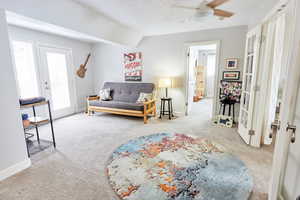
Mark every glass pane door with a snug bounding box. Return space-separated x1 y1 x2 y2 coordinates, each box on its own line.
238 26 262 145
241 35 256 128
39 46 76 119
46 52 71 111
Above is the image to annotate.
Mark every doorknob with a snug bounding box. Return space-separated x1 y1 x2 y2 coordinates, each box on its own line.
44 81 50 90
270 120 280 139
286 123 296 143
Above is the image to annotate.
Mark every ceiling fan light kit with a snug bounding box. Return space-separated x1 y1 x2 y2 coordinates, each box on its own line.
195 8 214 18
174 0 234 21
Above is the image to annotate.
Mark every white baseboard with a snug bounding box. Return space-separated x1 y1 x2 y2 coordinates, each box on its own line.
0 158 31 182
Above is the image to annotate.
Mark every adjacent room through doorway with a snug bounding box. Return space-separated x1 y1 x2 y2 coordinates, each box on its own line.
186 42 218 118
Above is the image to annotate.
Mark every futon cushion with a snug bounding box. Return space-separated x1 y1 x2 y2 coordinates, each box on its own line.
89 100 144 111
102 82 155 103
19 97 46 106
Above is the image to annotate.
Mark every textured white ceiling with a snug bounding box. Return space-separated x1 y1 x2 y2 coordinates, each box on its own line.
74 0 279 36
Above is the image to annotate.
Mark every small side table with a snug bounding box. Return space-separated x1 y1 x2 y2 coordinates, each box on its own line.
159 98 174 120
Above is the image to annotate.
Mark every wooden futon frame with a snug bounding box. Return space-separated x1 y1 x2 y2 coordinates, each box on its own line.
87 96 156 124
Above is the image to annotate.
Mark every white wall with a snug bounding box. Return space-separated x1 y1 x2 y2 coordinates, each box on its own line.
0 0 143 46
8 25 94 112
0 9 30 180
92 26 247 115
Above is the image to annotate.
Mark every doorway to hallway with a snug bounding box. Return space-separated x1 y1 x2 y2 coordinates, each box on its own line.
185 41 219 118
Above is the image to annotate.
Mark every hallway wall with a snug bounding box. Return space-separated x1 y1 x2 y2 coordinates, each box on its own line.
0 9 30 181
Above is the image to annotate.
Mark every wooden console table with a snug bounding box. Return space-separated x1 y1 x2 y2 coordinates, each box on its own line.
21 100 56 157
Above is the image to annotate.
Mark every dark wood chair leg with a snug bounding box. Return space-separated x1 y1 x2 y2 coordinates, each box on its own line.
163 100 165 116
171 99 174 117
233 104 235 123
223 104 226 115
159 100 163 118
168 100 171 120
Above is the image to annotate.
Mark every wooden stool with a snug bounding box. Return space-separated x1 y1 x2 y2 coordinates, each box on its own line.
159 98 174 120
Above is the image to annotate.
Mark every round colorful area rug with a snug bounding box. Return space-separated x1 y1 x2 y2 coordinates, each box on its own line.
106 133 253 200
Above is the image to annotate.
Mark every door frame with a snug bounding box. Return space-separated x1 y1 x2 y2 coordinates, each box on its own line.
184 40 221 117
37 43 78 119
253 0 291 147
268 0 300 199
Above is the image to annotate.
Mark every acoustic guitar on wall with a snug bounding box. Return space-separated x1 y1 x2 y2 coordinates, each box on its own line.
76 53 91 78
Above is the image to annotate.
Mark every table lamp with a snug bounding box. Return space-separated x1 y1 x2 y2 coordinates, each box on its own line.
158 78 172 98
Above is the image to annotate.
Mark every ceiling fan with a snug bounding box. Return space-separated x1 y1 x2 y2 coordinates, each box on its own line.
174 0 234 20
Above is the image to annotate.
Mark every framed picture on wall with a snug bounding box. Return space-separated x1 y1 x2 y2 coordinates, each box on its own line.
124 52 143 81
223 71 240 80
225 58 238 69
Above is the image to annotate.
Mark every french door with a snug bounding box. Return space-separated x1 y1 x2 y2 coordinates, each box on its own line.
268 0 300 199
38 45 76 119
238 26 262 145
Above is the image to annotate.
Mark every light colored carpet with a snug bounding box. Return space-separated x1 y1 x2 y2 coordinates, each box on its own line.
0 99 272 200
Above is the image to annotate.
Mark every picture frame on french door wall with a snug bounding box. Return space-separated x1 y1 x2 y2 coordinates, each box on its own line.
223 71 240 80
225 58 239 69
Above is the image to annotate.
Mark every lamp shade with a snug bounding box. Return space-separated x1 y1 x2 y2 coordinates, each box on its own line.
158 78 172 88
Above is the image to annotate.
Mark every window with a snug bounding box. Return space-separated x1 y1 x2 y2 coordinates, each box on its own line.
207 54 216 76
206 54 216 98
12 41 39 99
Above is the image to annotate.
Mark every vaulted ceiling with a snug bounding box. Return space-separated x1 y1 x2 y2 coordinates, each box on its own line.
73 0 280 36
1 0 144 46
1 0 280 47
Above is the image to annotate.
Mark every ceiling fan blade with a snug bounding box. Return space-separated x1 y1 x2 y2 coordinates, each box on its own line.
214 9 234 17
206 0 230 8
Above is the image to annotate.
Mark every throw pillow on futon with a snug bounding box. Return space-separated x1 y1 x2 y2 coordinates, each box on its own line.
137 93 153 103
99 88 112 101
